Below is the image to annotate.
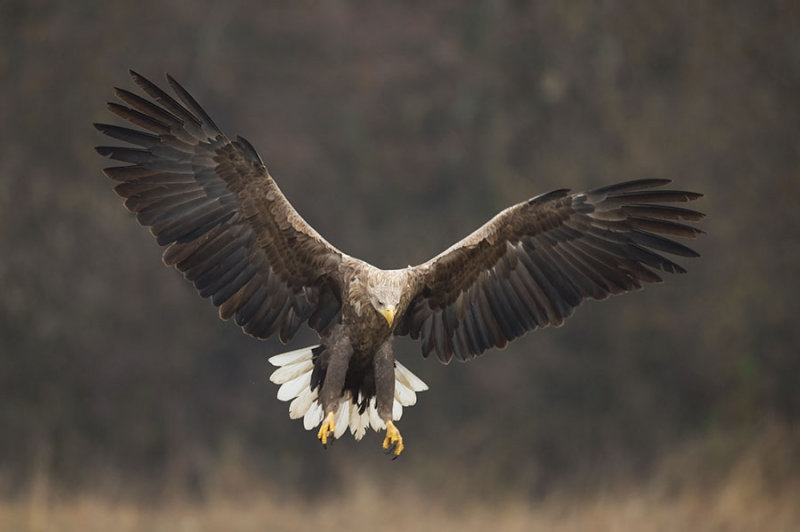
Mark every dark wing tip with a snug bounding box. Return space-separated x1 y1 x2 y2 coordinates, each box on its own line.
128 68 145 82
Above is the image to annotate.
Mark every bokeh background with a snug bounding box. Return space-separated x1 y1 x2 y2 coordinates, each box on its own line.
1 1 799 530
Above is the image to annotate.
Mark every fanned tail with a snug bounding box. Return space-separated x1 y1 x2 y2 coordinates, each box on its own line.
268 345 429 440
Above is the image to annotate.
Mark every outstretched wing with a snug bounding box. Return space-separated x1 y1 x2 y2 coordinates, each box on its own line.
95 70 344 342
396 179 704 363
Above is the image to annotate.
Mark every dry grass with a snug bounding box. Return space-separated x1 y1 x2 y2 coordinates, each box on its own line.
3 427 799 532
3 476 798 532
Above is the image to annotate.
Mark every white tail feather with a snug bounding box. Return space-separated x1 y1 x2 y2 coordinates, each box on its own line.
270 359 314 385
395 361 429 392
392 399 402 421
303 401 323 430
289 386 317 420
268 345 428 440
368 397 385 431
334 396 350 439
269 346 318 367
276 371 311 402
394 379 416 406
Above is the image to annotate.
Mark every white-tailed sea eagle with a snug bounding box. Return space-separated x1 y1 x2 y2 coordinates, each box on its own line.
96 71 704 457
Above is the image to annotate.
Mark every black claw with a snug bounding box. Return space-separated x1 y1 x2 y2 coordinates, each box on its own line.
383 440 397 456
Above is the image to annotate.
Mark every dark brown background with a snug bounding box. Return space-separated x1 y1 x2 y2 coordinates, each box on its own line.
1 0 798 503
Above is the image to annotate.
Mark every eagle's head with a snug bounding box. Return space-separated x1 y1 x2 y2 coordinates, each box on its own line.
366 268 409 328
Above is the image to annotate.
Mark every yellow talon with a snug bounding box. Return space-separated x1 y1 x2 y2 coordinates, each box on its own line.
317 411 336 446
382 420 404 457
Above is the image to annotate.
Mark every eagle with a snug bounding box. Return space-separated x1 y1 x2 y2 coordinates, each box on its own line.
96 71 704 457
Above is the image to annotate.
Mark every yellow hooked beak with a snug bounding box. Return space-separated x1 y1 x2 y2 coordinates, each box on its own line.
379 305 397 327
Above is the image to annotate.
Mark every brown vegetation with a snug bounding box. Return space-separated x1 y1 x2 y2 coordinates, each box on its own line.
5 425 800 531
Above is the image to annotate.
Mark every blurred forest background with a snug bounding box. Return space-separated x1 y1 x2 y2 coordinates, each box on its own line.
1 0 799 530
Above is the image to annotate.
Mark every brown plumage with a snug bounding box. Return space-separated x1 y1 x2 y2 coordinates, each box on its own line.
96 71 704 457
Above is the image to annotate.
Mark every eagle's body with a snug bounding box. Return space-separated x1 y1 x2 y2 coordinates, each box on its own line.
96 71 704 456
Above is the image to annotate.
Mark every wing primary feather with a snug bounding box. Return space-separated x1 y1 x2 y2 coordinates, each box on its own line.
93 123 160 147
144 192 214 224
103 165 164 181
128 70 203 130
588 178 671 196
625 217 705 238
134 187 209 216
195 249 250 297
177 226 247 273
506 268 544 327
451 327 470 362
581 230 684 273
113 87 184 128
308 284 341 332
145 199 219 237
166 73 222 134
211 265 258 307
459 307 482 357
529 253 579 320
95 146 154 165
280 306 306 344
558 241 625 293
528 249 581 306
475 287 507 348
164 224 229 267
116 181 198 202
627 230 700 258
481 274 518 340
219 275 262 320
568 240 641 291
494 270 533 334
508 252 552 324
516 246 566 324
620 204 705 221
481 270 514 336
467 296 493 353
600 190 703 207
259 297 294 340
234 285 269 327
420 316 435 359
169 209 236 245
431 314 452 363
538 245 602 299
242 295 282 338
106 102 171 136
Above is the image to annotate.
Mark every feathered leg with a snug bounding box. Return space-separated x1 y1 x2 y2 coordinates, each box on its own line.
316 330 353 447
374 340 403 457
